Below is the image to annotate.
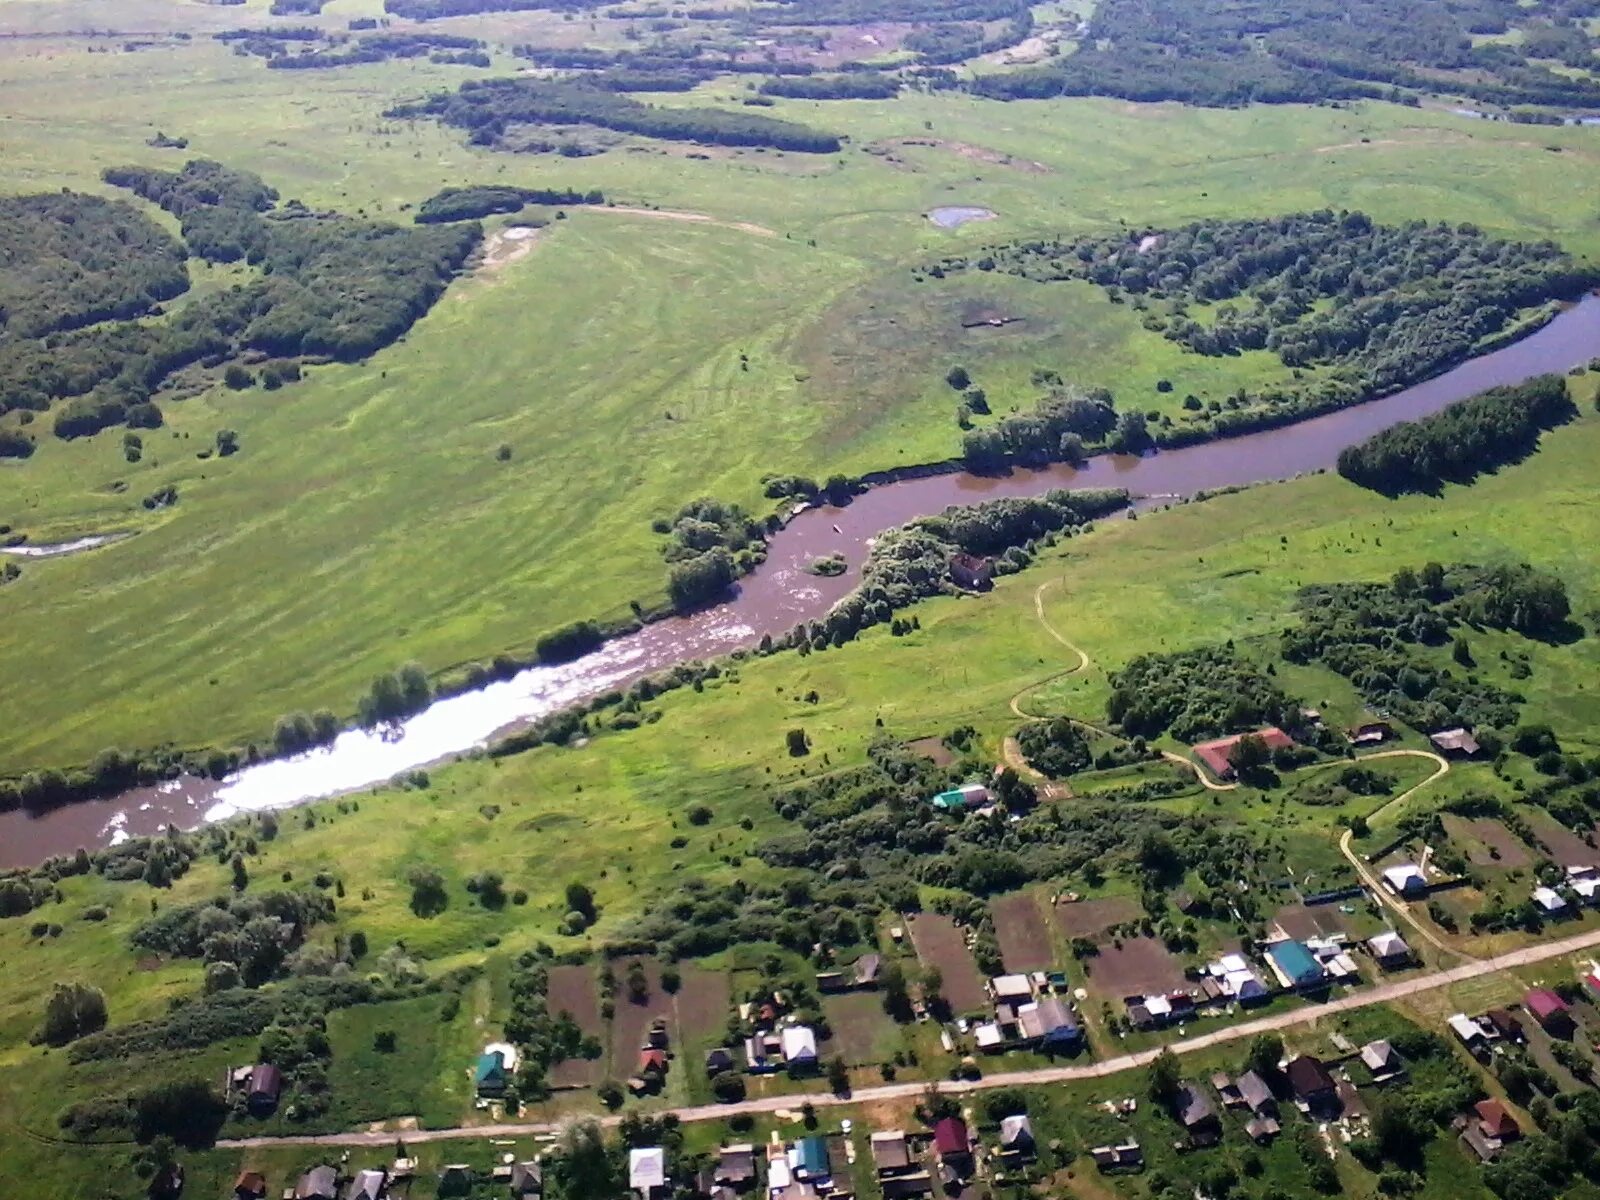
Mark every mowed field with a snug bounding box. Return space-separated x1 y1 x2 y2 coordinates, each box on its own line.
3 6 1600 766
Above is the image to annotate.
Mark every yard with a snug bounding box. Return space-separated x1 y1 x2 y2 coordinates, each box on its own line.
1052 896 1140 940
1441 815 1533 869
991 890 1057 973
822 991 902 1066
907 913 988 1014
547 964 605 1089
1080 936 1187 999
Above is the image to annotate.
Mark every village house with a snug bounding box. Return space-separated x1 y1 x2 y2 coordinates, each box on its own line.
781 1024 819 1075
1361 1040 1404 1084
1236 1069 1280 1140
438 1166 475 1198
343 1169 385 1200
932 782 991 812
1175 1084 1222 1146
509 1161 543 1199
998 1115 1035 1162
948 553 995 591
990 974 1034 1006
1211 1072 1242 1107
1460 1099 1521 1162
1525 988 1575 1036
233 1171 268 1200
1206 953 1270 1004
1088 1141 1143 1172
933 1116 972 1177
1381 863 1427 899
1265 939 1326 991
1482 1008 1524 1043
1285 1056 1339 1114
476 1047 513 1098
238 1063 282 1116
870 1131 930 1199
1191 728 1294 781
1430 728 1481 757
1016 997 1081 1049
1448 1012 1490 1054
630 1148 669 1200
1533 886 1570 918
1367 930 1413 969
706 1047 735 1076
714 1145 758 1192
1345 721 1393 747
1569 867 1600 905
295 1167 340 1200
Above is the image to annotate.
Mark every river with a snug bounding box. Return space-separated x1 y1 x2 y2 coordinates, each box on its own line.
2 294 1598 868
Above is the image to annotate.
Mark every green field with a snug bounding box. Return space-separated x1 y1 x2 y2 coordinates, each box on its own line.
3 14 1600 766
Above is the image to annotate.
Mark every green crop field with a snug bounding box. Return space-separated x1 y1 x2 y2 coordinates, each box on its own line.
2 11 1600 767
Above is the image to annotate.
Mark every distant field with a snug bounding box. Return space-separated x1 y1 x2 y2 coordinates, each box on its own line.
3 14 1600 764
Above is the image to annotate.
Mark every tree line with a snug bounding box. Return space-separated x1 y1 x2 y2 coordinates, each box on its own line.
1337 374 1575 493
415 184 605 223
389 77 843 153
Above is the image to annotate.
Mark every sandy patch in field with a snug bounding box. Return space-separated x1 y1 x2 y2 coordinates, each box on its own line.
589 206 777 237
469 224 548 282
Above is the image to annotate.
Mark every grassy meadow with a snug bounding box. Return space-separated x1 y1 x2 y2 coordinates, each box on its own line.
1 15 1600 764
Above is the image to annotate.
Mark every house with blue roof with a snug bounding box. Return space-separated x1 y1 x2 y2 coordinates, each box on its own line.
476 1050 510 1097
1266 940 1325 991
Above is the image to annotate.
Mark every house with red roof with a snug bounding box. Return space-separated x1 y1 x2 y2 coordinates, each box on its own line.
1191 728 1294 781
1524 988 1574 1037
932 1117 971 1168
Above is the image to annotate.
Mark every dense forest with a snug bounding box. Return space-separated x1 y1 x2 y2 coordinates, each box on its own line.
939 212 1596 448
389 77 843 153
0 160 477 443
0 193 189 342
974 0 1600 109
1338 375 1576 493
414 184 606 223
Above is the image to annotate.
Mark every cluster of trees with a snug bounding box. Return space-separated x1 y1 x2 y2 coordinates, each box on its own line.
1016 718 1091 778
958 386 1129 470
658 497 766 612
356 662 433 726
1337 375 1575 493
1107 645 1306 743
1282 561 1571 733
388 77 843 153
972 0 1600 109
964 213 1596 405
902 3 1033 64
3 160 477 442
0 192 189 344
130 887 336 986
385 0 583 17
37 982 108 1047
415 184 605 223
510 45 818 77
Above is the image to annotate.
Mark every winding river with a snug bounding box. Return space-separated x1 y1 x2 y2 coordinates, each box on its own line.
2 294 1598 868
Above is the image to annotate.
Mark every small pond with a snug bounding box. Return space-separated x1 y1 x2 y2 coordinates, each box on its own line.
928 206 997 229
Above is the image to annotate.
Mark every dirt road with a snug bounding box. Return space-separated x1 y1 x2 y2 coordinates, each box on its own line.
219 921 1600 1151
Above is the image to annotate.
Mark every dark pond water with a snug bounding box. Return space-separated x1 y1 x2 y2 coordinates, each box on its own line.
2 294 1597 868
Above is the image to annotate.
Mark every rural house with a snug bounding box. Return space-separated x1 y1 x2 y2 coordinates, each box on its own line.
1447 1013 1489 1052
1367 930 1412 969
948 553 994 591
1525 988 1574 1036
781 1025 819 1074
1088 1142 1143 1171
234 1172 268 1200
1482 1008 1523 1043
1533 886 1570 917
509 1161 543 1199
1285 1056 1338 1112
476 1049 511 1097
1345 722 1393 746
1265 939 1326 991
933 1117 972 1172
1430 728 1481 757
706 1047 735 1076
999 1115 1034 1159
1381 863 1427 898
1461 1099 1521 1162
246 1063 282 1115
295 1167 339 1200
1191 728 1293 780
344 1169 385 1200
1017 997 1081 1048
630 1148 668 1200
1361 1040 1404 1084
714 1146 757 1191
1174 1084 1221 1146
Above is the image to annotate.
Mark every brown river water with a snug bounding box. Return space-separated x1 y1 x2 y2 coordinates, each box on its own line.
2 293 1597 869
